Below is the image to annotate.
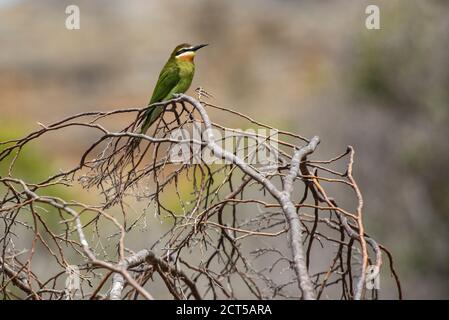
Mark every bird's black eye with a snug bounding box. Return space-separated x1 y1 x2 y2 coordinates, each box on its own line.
176 49 186 56
176 48 192 56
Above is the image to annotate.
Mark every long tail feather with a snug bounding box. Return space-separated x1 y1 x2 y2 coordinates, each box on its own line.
123 105 165 162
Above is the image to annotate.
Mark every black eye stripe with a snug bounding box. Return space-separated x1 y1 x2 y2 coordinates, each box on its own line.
176 48 193 56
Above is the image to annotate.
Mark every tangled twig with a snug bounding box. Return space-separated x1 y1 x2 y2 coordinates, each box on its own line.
0 94 401 300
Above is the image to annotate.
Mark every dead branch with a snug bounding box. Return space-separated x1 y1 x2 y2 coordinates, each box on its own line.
0 94 401 300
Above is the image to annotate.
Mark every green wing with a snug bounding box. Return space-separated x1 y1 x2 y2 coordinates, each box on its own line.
140 62 180 133
149 62 180 104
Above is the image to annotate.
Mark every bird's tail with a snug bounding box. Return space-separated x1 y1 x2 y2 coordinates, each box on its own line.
122 105 165 163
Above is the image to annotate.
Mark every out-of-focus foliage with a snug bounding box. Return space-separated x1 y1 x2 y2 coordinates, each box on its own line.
0 122 76 232
0 122 51 181
347 2 449 283
352 2 449 119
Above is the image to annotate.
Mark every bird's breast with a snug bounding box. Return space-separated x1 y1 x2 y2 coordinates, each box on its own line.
176 61 195 93
178 61 195 80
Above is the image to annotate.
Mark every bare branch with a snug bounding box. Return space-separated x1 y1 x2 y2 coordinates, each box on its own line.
0 94 400 300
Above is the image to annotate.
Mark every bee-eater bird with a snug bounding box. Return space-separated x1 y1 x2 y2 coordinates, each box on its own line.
124 43 207 160
139 43 208 134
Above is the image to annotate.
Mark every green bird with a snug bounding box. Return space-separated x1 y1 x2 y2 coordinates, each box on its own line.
139 43 208 134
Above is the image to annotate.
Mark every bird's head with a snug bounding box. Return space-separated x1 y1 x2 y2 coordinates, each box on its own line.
171 43 208 62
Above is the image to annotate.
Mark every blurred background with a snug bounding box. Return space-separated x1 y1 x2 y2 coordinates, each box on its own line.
0 0 448 299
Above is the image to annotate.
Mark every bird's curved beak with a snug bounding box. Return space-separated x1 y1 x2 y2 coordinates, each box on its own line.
192 44 208 51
